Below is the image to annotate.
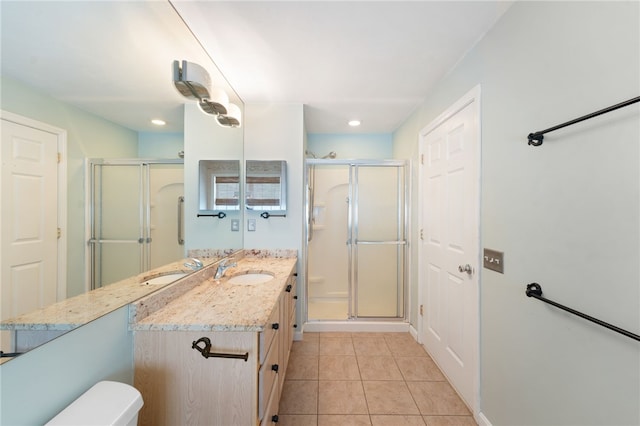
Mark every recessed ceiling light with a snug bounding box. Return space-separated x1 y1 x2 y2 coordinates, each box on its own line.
151 119 166 126
348 120 361 127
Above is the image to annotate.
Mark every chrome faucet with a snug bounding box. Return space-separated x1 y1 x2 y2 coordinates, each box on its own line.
214 259 237 279
184 258 203 270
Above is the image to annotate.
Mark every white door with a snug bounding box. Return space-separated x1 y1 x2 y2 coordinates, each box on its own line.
419 87 480 412
1 119 59 352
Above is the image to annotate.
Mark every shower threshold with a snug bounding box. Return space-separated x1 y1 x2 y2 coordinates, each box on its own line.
303 320 409 333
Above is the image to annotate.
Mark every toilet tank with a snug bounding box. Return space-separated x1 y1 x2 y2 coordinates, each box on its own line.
45 381 143 426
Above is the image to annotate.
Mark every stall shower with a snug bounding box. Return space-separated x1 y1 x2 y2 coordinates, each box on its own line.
305 159 408 322
87 159 184 289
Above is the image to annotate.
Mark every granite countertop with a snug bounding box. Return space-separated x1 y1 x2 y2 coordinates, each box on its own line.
132 257 297 332
0 257 220 331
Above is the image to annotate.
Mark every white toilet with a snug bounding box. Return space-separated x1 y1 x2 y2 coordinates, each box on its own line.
46 381 144 426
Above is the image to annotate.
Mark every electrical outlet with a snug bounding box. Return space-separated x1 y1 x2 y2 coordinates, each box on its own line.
483 248 504 273
248 219 256 232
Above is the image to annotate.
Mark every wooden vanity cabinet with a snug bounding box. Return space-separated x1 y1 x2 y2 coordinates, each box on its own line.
134 272 297 426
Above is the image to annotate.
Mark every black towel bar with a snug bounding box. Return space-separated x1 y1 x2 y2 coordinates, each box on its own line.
526 283 640 342
197 212 227 219
527 96 640 146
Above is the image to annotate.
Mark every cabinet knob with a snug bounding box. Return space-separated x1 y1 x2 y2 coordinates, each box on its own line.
286 284 292 292
272 323 279 330
272 415 279 423
293 295 298 300
293 324 298 328
271 364 279 372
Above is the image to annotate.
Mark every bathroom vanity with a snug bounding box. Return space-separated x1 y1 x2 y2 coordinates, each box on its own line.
132 254 297 426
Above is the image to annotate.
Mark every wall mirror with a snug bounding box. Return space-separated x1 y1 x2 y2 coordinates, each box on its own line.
0 1 243 361
199 160 241 212
245 160 288 214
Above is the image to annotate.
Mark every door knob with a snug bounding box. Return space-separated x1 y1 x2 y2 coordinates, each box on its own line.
458 264 473 274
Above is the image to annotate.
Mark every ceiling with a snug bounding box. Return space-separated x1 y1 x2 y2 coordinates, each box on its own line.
171 1 513 134
0 1 239 134
1 1 513 135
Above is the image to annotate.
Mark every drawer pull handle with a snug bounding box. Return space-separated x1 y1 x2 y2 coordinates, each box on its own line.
271 364 279 372
272 323 279 330
191 337 248 362
272 415 279 423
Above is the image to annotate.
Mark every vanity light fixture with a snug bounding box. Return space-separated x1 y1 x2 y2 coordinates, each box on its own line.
216 103 242 128
348 119 361 127
173 60 211 100
151 119 166 126
198 87 229 116
173 59 241 127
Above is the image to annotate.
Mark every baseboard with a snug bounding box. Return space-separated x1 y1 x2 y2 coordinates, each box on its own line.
477 412 492 426
293 331 304 341
409 324 418 341
302 321 410 333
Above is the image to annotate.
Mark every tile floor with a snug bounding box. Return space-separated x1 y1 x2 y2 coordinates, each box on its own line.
278 332 477 426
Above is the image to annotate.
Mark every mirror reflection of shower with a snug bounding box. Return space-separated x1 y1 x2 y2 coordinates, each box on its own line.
305 151 337 242
305 150 337 159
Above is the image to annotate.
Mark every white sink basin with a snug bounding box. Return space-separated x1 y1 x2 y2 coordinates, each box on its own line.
141 272 188 285
227 273 274 285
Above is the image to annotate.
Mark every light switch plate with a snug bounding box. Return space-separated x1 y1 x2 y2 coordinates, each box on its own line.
231 219 239 232
247 219 256 232
483 248 504 273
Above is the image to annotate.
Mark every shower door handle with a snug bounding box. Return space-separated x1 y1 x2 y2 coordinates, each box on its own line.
177 196 185 245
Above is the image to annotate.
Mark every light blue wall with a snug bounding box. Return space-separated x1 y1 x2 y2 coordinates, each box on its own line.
393 2 639 424
307 133 392 159
138 131 184 159
0 307 134 425
1 75 139 297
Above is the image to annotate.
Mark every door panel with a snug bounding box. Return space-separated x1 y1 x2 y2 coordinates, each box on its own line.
419 91 480 412
1 119 58 352
148 164 185 269
355 244 401 317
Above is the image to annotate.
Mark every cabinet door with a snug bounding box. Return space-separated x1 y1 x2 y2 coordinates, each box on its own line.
135 330 258 426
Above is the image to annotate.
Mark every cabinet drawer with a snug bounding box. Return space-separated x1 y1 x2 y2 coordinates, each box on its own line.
259 302 280 364
258 334 279 421
260 379 280 426
288 278 297 314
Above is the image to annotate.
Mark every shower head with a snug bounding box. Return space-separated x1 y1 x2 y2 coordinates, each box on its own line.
322 151 337 159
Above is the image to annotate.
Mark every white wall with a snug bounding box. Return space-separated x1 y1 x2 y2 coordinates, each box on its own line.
184 103 244 251
138 131 184 159
0 307 134 425
0 75 139 297
394 2 639 425
307 133 392 159
243 103 305 251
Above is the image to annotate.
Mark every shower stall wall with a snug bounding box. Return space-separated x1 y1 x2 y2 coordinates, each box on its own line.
306 160 408 322
87 159 184 289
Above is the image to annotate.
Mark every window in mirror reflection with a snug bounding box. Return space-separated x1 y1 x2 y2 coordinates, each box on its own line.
199 160 240 212
245 160 287 213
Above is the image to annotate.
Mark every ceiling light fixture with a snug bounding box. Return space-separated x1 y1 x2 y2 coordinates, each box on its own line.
151 119 166 126
348 120 361 127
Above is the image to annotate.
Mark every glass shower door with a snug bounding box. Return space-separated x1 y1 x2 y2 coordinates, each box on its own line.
90 163 145 288
306 160 407 321
89 160 184 289
352 164 406 318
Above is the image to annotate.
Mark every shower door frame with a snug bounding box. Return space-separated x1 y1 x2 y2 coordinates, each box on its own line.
304 159 409 322
85 158 184 290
